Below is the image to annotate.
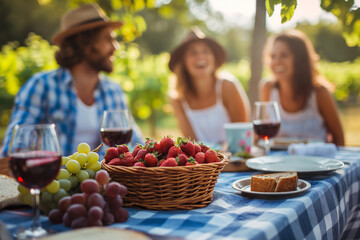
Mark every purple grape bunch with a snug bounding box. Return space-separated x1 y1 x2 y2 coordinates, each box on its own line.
48 170 128 228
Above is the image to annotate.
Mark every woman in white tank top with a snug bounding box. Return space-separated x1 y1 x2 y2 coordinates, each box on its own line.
168 27 251 144
260 30 344 146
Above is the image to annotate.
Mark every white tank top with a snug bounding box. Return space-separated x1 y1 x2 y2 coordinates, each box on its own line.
270 87 327 141
73 98 100 153
181 79 231 144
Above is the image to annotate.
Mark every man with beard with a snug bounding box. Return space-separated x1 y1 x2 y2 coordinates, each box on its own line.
0 4 144 157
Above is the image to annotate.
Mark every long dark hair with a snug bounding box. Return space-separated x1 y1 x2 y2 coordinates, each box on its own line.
173 62 196 98
265 30 320 108
55 27 104 69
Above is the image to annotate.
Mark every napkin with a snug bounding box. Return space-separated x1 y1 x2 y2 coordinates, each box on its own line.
288 142 337 158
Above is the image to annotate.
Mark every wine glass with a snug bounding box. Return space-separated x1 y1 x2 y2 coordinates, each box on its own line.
8 124 62 239
253 101 281 155
100 110 133 147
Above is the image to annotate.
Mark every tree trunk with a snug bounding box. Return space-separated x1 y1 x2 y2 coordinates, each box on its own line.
248 0 267 106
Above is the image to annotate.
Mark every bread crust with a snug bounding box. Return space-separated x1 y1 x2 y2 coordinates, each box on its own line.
250 172 298 192
275 174 298 192
0 174 21 209
250 177 276 192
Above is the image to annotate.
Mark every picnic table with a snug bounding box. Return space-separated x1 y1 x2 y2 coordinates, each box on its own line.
1 147 360 239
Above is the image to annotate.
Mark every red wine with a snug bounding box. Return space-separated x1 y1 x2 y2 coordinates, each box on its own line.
9 151 61 189
101 128 133 147
253 121 281 139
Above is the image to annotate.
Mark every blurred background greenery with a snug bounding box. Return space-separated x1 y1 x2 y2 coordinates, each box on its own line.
0 0 359 145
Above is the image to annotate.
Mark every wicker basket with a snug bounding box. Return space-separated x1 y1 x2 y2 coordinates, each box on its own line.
101 154 229 210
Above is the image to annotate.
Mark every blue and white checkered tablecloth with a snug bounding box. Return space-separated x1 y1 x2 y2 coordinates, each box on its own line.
2 147 360 240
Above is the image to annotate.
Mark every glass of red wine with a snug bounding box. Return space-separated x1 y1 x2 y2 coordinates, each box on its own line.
100 110 133 147
253 101 281 155
8 124 62 239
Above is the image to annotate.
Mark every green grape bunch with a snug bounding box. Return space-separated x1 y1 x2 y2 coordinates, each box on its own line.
18 142 103 215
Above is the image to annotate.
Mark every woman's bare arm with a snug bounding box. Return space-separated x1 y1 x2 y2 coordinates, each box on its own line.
259 79 274 101
316 86 345 146
222 79 251 122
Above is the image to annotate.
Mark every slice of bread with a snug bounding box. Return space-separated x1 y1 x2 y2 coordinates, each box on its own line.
0 174 22 209
250 172 298 192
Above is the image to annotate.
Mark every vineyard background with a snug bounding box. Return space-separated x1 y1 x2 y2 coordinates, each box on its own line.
0 34 359 145
0 0 359 146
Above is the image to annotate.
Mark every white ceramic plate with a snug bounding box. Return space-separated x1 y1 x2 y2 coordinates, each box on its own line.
245 155 344 175
232 178 311 198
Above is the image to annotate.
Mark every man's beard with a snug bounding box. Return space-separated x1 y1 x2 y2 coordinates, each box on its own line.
85 47 114 73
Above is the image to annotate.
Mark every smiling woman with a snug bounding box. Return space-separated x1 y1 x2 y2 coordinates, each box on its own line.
167 27 251 145
260 29 345 146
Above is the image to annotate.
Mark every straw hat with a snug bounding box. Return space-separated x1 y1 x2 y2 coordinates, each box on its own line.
52 4 123 46
168 27 227 72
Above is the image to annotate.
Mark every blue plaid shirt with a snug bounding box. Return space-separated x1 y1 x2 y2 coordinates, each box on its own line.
0 68 143 157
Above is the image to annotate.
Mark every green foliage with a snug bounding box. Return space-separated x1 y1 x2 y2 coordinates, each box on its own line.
117 12 148 42
296 22 360 62
0 0 67 46
319 59 360 103
267 0 360 46
67 0 156 43
320 0 360 47
0 0 156 47
266 0 297 23
266 0 281 17
280 0 297 23
0 33 57 95
0 34 58 134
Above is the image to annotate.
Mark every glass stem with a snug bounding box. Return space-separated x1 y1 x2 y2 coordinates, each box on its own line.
30 188 41 231
264 137 270 155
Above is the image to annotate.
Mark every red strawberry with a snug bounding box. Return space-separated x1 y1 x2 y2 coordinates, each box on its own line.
157 158 166 166
195 152 206 164
176 153 188 166
132 144 142 157
205 150 220 163
153 142 162 155
117 144 129 154
144 153 158 167
199 143 210 153
134 162 146 167
135 149 147 162
185 157 199 166
160 136 175 154
107 157 121 166
167 146 181 159
160 157 178 167
180 140 195 157
144 138 162 155
104 147 120 163
194 144 201 154
119 152 136 166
